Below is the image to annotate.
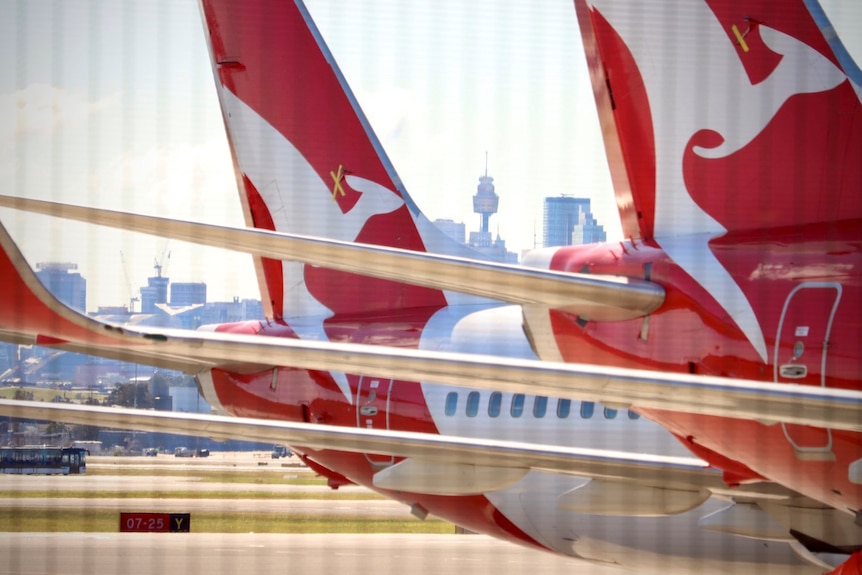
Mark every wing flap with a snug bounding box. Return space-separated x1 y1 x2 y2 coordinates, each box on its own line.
0 196 664 321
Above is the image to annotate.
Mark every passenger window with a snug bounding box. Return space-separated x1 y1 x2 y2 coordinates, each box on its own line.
510 394 525 418
444 392 458 416
488 392 502 418
627 409 641 420
580 401 594 419
603 407 618 419
533 396 548 418
556 398 571 419
466 391 480 417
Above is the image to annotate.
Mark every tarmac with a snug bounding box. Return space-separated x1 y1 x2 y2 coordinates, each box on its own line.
0 452 620 574
0 532 607 575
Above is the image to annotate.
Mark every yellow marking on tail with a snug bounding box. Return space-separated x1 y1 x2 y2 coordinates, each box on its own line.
330 164 346 200
732 24 749 53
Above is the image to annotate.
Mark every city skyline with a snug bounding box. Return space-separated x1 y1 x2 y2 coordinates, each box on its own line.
0 0 620 309
1 1 860 309
34 258 262 319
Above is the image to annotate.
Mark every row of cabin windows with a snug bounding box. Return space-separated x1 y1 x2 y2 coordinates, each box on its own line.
444 391 640 420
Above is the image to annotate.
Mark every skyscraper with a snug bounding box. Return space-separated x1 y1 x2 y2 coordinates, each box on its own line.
542 196 606 247
170 282 207 306
35 262 87 312
140 275 169 314
433 219 466 244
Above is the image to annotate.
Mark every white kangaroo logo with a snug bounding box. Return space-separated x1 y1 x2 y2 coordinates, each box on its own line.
589 0 847 362
220 88 405 402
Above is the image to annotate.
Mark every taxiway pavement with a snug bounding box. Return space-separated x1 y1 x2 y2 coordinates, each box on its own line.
0 453 619 574
0 532 616 575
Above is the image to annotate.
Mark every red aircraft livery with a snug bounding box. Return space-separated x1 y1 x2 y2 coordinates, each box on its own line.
561 0 862 512
0 0 860 573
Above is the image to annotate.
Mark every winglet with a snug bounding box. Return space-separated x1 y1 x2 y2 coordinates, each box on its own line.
0 220 120 347
0 219 196 371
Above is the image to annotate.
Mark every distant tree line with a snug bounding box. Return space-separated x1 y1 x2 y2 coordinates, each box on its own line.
104 383 154 409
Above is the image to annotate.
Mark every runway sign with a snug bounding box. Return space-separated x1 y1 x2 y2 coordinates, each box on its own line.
120 512 191 532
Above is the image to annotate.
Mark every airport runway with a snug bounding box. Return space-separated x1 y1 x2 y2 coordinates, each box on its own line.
0 454 620 574
1 496 414 517
0 533 615 575
0 472 370 495
0 466 409 516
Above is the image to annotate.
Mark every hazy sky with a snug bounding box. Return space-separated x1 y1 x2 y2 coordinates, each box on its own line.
0 0 860 312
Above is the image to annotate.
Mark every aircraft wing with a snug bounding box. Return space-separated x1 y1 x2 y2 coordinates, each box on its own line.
0 397 796 507
74 325 862 432
0 195 664 321
0 206 858 432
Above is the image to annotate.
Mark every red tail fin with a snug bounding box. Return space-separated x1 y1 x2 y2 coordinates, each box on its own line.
575 0 862 241
200 0 464 320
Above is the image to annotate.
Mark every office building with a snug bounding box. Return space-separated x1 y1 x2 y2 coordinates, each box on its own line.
140 275 169 314
35 262 87 311
433 219 466 244
543 196 606 247
170 282 207 306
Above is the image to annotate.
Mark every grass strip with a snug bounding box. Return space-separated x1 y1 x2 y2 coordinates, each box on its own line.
86 467 326 485
0 387 106 403
0 508 453 534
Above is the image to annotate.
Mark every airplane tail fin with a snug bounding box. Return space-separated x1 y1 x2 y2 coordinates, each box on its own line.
574 0 862 241
199 0 474 320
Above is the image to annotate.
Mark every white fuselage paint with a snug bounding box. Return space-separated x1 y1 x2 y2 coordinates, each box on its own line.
417 304 816 573
196 302 818 572
213 49 818 572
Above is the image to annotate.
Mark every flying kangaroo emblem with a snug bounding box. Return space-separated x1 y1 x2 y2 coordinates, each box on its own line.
591 0 849 362
218 88 407 403
693 24 846 161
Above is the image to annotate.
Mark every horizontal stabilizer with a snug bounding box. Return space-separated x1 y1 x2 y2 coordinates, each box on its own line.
0 196 664 321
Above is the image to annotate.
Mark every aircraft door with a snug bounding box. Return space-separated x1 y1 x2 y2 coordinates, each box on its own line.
356 377 395 467
773 283 841 460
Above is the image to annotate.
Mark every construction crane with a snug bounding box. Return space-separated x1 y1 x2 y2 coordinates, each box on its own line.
119 251 140 314
153 246 171 278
